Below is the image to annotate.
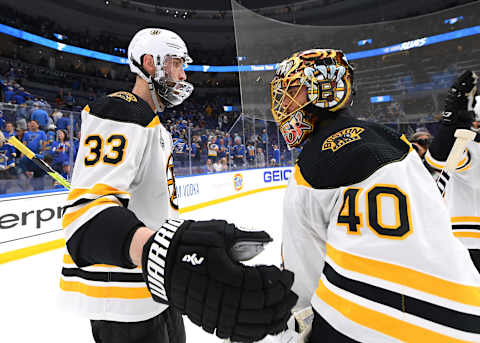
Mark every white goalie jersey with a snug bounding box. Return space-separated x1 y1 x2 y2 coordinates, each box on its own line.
425 141 480 255
282 116 480 342
58 91 178 322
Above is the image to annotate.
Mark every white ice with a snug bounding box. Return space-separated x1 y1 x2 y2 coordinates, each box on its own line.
0 188 286 343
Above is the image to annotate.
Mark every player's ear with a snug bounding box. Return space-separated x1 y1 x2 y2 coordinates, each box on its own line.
142 54 155 76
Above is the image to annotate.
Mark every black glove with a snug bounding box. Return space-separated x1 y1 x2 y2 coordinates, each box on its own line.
142 219 298 342
441 70 478 126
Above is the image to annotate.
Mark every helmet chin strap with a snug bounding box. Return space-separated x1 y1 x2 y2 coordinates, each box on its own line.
131 56 164 114
147 76 163 114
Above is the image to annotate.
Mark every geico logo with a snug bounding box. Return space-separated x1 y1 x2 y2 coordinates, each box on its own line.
264 169 292 183
182 253 204 266
0 206 64 229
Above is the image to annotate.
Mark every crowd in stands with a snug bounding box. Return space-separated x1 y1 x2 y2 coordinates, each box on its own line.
0 62 294 194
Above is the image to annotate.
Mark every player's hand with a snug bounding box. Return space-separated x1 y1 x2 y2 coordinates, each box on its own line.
142 219 298 342
442 70 478 125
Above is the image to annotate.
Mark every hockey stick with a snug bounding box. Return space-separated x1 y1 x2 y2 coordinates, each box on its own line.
0 131 71 189
435 129 476 196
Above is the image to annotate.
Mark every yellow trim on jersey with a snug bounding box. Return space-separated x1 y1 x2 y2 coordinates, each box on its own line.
83 105 90 113
63 254 141 269
67 184 130 201
399 134 414 152
326 243 480 306
425 151 470 171
60 279 151 299
425 154 445 170
451 217 480 223
454 231 480 239
293 164 312 188
62 197 120 228
315 280 471 343
146 116 161 128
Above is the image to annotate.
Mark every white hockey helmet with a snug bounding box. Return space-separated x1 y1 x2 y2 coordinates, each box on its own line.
128 28 194 110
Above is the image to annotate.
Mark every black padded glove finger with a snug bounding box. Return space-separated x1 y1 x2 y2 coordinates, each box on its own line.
141 219 298 342
442 70 478 125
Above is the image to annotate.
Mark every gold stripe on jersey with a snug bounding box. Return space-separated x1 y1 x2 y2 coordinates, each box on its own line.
425 150 471 171
454 231 480 239
146 116 161 128
452 216 480 224
83 105 90 113
63 254 141 270
67 184 130 201
294 164 312 188
60 279 150 299
326 243 480 306
315 279 472 343
62 197 121 228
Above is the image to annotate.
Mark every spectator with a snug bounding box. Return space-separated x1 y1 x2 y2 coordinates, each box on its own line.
65 91 75 109
203 158 215 174
272 144 280 165
50 129 72 173
256 147 265 168
269 158 277 167
214 157 228 172
56 88 65 107
56 112 70 130
232 136 245 168
0 110 5 130
30 105 50 131
23 120 46 154
207 135 218 162
3 122 16 139
246 141 256 166
15 103 28 130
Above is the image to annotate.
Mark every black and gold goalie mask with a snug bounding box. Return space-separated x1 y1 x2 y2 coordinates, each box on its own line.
270 49 354 148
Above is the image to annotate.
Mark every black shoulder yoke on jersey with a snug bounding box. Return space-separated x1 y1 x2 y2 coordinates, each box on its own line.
298 110 411 189
87 91 157 127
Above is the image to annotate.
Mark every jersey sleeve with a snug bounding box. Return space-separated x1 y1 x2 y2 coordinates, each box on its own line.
63 103 151 267
426 123 472 172
281 165 338 310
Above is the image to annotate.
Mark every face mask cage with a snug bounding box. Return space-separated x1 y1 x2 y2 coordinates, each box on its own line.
270 74 316 125
153 55 194 108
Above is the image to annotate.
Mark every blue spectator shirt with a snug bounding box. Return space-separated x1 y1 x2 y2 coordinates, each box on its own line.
51 142 71 167
233 144 246 158
0 143 16 170
23 130 47 153
56 116 70 130
31 109 50 128
273 148 280 164
2 130 16 140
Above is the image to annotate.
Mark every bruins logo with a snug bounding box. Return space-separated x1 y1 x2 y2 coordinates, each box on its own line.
166 154 179 210
322 127 365 152
108 91 138 103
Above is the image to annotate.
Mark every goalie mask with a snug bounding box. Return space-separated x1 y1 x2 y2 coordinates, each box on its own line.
270 49 354 148
128 28 194 111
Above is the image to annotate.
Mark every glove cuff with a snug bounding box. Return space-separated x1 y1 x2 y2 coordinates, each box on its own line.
142 219 186 304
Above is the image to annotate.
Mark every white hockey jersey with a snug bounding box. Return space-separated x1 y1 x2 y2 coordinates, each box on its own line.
425 142 480 254
282 115 480 342
58 91 178 322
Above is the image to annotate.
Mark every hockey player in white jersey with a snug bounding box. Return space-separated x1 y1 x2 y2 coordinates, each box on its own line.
58 28 297 343
270 49 480 342
425 70 480 272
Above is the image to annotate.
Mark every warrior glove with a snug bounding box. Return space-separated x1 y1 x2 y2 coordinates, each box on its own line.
141 219 298 342
441 70 478 126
